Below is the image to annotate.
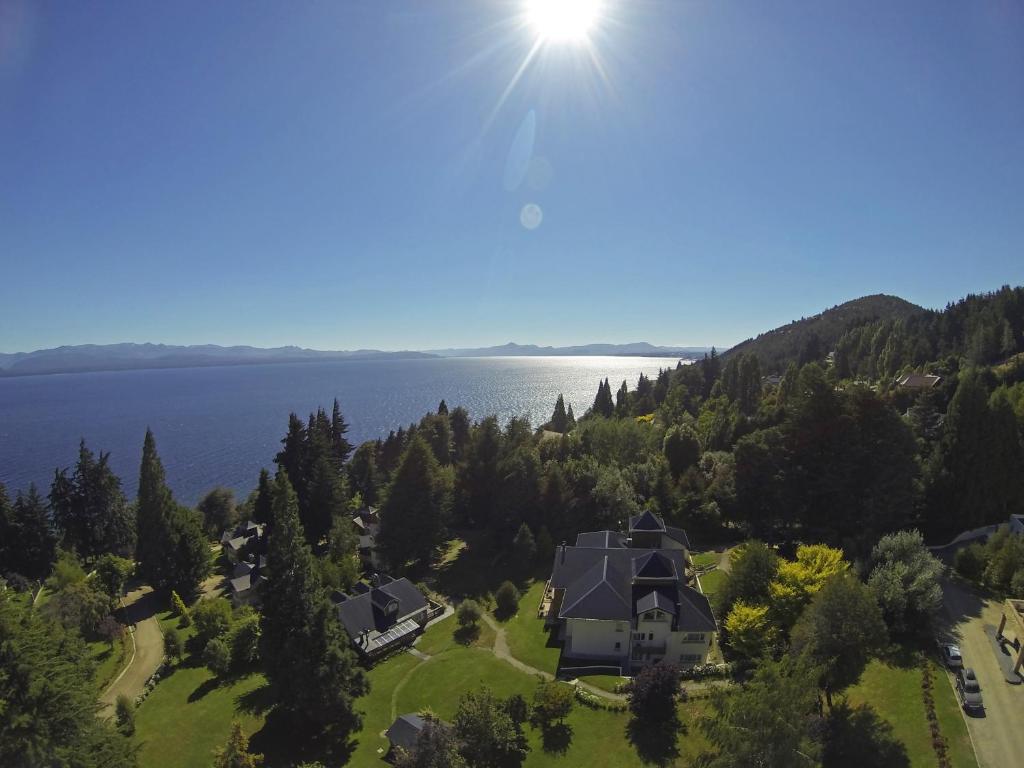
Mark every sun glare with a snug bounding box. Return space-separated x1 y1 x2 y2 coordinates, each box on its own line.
526 0 603 44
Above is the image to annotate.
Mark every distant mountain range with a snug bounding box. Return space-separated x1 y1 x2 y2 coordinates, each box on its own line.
0 341 713 378
722 294 923 372
0 344 436 378
426 342 712 358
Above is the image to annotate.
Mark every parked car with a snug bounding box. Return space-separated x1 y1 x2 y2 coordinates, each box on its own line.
956 667 983 712
940 643 963 669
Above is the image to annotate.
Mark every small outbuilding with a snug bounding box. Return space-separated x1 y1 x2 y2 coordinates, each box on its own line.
385 713 427 754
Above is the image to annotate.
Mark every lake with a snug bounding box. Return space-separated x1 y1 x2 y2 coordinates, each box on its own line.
0 356 678 505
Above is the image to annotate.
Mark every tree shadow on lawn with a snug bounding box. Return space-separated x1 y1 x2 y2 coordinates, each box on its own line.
626 715 681 766
822 701 909 768
454 624 481 645
539 723 573 755
248 706 355 768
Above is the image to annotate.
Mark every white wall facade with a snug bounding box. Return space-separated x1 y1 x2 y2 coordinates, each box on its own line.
565 618 630 661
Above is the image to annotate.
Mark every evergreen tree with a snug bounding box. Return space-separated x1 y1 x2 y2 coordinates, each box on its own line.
549 394 569 433
0 592 137 768
136 430 209 597
49 440 135 560
379 436 450 569
305 453 349 545
437 399 449 415
252 468 273 525
347 443 381 507
615 380 629 416
565 403 576 430
213 722 262 768
197 487 237 537
589 378 613 418
259 470 367 744
330 399 354 466
1 484 57 581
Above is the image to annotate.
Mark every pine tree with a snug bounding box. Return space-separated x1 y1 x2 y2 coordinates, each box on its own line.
549 394 569 433
0 483 57 581
438 399 449 415
592 378 614 418
615 381 629 416
259 470 367 743
330 399 354 465
49 441 134 560
305 453 349 545
0 593 138 768
252 468 273 525
379 436 450 569
136 430 209 596
213 722 262 768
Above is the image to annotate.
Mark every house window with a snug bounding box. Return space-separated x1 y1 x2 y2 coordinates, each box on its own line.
681 633 704 643
679 653 702 663
647 633 654 641
614 642 621 650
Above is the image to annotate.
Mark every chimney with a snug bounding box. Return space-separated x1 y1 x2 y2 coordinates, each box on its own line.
560 541 567 564
369 573 380 587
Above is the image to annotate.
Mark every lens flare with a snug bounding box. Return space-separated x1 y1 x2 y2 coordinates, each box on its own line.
525 0 603 44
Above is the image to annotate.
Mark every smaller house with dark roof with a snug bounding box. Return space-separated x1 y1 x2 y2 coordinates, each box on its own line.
352 507 383 570
228 556 267 606
385 713 427 755
545 511 716 671
896 372 942 390
335 574 437 660
220 520 264 564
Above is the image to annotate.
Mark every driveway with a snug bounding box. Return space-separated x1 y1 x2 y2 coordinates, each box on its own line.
938 577 1024 768
99 585 164 716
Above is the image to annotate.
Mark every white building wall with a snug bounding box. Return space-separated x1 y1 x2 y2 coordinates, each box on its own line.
665 630 713 666
565 618 630 661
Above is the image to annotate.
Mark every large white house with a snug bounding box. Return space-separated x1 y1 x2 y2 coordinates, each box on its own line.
544 511 717 671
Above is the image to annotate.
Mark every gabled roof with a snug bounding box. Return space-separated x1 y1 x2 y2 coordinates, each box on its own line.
335 577 428 640
677 584 717 632
664 526 691 550
636 589 677 616
575 530 627 548
629 510 667 533
229 573 266 595
559 556 632 621
632 551 677 580
385 713 426 752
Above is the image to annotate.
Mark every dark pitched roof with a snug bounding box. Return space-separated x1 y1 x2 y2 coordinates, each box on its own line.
677 584 717 632
335 577 428 640
632 551 677 580
635 588 676 616
664 526 691 550
575 530 627 548
551 547 688 593
385 714 426 751
559 556 631 621
629 510 666 532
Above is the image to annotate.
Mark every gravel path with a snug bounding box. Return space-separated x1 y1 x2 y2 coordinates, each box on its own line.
99 586 164 717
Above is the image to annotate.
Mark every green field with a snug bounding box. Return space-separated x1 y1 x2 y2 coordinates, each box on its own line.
501 580 562 674
348 614 709 768
690 552 719 569
89 634 131 692
697 568 725 598
847 657 977 768
134 664 268 768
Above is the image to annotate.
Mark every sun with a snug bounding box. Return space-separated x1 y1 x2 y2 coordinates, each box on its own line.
525 0 603 44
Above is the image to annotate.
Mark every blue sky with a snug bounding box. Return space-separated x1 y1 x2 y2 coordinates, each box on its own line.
2 0 1023 353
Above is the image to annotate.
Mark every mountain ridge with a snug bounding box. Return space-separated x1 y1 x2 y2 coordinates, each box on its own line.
722 294 924 372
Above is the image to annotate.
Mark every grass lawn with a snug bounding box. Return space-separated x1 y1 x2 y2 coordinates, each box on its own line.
574 674 627 693
501 581 562 675
846 657 977 768
134 663 268 768
690 552 719 569
89 634 131 692
697 569 725 599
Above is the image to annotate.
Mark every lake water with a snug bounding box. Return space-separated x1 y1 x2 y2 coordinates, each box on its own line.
0 356 677 505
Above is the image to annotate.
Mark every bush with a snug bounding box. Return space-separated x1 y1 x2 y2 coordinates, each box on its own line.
115 694 135 735
457 599 483 628
163 626 184 663
625 663 684 721
94 554 134 598
171 590 192 626
230 613 261 668
192 597 233 650
954 543 987 582
532 680 574 727
1012 569 1024 598
203 636 232 677
494 581 520 619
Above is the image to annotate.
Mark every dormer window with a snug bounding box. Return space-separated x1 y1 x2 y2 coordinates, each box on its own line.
386 600 398 615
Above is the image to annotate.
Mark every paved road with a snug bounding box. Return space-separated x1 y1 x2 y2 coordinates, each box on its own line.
99 586 164 716
938 577 1024 768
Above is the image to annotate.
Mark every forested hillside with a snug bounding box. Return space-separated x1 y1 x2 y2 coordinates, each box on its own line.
724 294 922 372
